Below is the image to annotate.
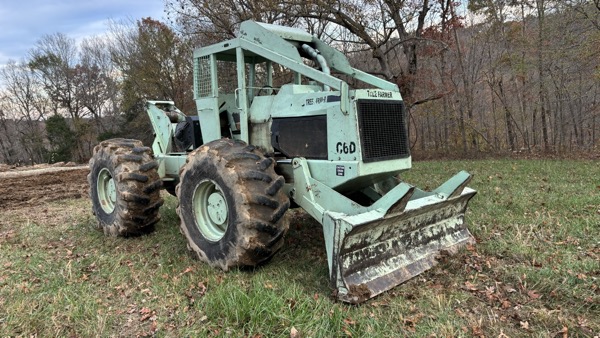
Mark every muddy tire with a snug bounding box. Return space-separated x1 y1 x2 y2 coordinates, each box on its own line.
88 138 164 236
176 138 289 270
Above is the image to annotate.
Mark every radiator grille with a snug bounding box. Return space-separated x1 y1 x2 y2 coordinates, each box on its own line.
356 99 410 162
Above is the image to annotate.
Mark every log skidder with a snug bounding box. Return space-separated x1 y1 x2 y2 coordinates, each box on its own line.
88 138 163 236
176 139 290 270
88 20 477 303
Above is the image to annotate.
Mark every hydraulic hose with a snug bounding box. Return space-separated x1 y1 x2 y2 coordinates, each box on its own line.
301 44 330 91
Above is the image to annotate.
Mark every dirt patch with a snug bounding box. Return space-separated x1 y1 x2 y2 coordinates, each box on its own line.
0 161 79 173
0 166 89 211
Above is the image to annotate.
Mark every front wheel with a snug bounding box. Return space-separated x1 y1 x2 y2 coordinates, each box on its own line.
176 139 290 270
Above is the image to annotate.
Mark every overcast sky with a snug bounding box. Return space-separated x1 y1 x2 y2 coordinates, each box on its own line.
0 0 166 66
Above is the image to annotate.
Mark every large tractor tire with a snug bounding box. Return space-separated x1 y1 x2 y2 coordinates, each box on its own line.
88 138 164 236
176 138 290 270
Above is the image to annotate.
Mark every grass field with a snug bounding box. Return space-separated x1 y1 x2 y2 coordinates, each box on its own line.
1 159 598 337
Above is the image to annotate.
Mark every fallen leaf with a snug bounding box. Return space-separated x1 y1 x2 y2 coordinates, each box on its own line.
498 329 509 338
215 274 224 284
402 313 424 332
471 325 484 337
520 321 529 330
197 281 207 296
140 307 156 322
556 326 568 338
527 290 541 300
290 327 299 338
464 281 478 291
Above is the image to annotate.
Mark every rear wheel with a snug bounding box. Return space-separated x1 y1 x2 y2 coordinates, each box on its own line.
88 138 164 236
176 138 289 270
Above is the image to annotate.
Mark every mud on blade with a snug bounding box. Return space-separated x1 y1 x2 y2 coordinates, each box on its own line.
330 189 476 304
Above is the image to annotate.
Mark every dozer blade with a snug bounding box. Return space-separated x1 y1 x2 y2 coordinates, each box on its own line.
324 173 476 304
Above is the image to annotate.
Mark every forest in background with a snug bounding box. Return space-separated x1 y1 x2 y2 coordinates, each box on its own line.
0 0 598 164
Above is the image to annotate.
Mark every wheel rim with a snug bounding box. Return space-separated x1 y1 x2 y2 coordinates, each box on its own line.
193 179 228 242
97 168 117 214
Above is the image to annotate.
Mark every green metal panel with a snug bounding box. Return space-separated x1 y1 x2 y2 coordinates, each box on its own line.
254 22 313 42
194 39 241 59
145 101 188 179
195 54 222 142
195 96 220 143
155 154 187 178
236 47 249 143
146 101 174 157
311 38 354 75
304 159 411 191
238 21 305 63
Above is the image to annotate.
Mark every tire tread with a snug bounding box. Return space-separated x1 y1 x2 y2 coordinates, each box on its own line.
88 138 163 237
176 138 289 270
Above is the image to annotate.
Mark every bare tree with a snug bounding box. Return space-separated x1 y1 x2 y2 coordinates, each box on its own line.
166 0 298 44
79 36 120 133
28 33 90 161
0 99 18 163
0 61 48 164
535 0 550 150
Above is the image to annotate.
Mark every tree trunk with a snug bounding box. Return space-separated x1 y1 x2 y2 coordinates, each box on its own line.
498 80 516 151
536 0 550 151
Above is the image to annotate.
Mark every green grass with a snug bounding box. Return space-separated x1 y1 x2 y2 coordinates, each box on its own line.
1 159 598 337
